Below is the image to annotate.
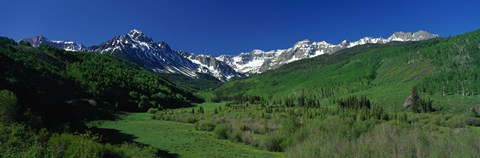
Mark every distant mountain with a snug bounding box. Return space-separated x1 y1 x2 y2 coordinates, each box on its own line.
22 30 243 82
179 51 245 81
86 29 200 78
218 30 439 74
21 30 438 82
22 35 86 51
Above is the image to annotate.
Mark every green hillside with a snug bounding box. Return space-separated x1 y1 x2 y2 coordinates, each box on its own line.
214 29 480 113
0 37 203 128
159 73 223 90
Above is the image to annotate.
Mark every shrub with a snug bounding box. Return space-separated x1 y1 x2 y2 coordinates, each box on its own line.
227 129 242 141
195 121 216 131
471 107 480 117
103 143 157 158
213 124 229 139
240 131 259 147
186 117 198 123
47 133 104 158
262 133 283 152
197 107 205 114
147 108 159 114
0 90 18 121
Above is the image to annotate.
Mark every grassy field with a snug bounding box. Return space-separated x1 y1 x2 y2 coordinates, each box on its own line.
96 112 283 158
191 102 226 112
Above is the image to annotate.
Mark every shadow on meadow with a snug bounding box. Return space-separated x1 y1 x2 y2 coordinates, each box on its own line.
91 127 179 158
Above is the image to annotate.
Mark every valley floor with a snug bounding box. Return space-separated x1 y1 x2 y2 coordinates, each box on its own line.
96 113 283 158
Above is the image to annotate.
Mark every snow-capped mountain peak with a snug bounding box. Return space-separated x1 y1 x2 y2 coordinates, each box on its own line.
84 29 242 81
339 40 350 47
127 29 153 42
388 30 439 42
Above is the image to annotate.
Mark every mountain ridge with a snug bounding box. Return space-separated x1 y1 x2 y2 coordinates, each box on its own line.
22 29 438 81
220 30 439 74
213 29 480 114
22 29 243 82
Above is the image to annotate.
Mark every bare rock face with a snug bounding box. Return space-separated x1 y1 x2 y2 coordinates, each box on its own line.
403 95 414 109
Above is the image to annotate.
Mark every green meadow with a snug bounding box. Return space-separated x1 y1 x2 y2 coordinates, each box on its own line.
96 112 283 158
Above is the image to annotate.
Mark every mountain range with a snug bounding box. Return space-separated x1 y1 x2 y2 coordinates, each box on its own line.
217 30 439 74
22 30 438 82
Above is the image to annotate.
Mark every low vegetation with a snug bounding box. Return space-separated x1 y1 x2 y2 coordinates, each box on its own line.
151 94 480 157
96 113 281 158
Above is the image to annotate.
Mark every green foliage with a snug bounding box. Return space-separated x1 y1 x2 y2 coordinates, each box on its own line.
195 120 216 131
471 107 480 117
410 87 435 113
213 30 480 113
0 37 17 47
286 122 480 158
0 122 157 158
338 96 371 110
262 133 283 152
66 52 199 110
197 106 205 114
0 123 48 158
160 73 223 90
0 40 200 130
213 124 229 139
0 37 208 158
18 41 32 47
47 133 104 158
147 108 159 114
0 90 18 121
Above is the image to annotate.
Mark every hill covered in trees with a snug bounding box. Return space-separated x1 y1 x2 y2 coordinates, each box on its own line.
0 38 203 157
0 37 202 128
213 29 480 113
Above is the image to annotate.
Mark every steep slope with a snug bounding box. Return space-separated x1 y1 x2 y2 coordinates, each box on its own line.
214 29 480 112
219 30 439 74
87 29 201 78
180 51 245 81
22 30 243 87
0 38 200 128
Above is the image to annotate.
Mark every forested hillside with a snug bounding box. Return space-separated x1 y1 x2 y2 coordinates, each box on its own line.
0 37 201 128
214 29 480 113
0 38 201 157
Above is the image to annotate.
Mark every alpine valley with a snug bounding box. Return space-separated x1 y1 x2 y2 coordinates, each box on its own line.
3 1 480 157
2 28 480 158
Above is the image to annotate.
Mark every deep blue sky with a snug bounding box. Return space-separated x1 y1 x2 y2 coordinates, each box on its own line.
1 0 479 56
